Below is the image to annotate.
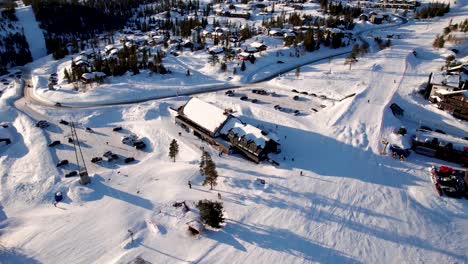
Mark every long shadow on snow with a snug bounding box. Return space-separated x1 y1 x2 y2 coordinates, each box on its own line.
207 220 361 263
0 247 40 264
76 175 153 210
238 116 420 188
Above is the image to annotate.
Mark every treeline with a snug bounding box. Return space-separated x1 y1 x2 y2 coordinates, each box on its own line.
415 2 450 19
22 0 150 54
65 46 168 84
263 11 357 30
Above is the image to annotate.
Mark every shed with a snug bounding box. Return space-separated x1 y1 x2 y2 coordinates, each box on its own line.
187 220 205 235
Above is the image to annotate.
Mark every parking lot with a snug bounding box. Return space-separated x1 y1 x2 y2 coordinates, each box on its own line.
223 87 336 116
38 119 151 178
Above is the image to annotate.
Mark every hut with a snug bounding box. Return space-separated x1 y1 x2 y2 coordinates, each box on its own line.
187 220 205 235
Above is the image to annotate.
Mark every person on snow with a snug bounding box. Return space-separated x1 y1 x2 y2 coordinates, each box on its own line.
188 181 192 189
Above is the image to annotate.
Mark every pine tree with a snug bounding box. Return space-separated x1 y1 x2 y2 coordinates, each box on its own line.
199 151 211 175
169 139 179 162
203 159 218 190
64 68 71 83
196 200 224 228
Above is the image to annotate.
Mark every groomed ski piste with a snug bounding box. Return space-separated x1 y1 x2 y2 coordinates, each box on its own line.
0 1 467 264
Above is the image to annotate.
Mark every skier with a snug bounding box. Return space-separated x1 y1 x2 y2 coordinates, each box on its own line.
188 181 192 189
218 193 222 199
300 171 303 176
128 229 134 243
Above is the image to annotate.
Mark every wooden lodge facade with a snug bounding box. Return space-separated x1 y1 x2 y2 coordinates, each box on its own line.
175 98 279 163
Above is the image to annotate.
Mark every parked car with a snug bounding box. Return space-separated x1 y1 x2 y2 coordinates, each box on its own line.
59 119 69 125
124 157 135 163
291 89 299 93
319 95 327 99
389 144 410 158
65 171 78 178
311 93 317 97
103 151 113 159
48 140 61 147
277 60 284 64
252 89 267 95
293 95 300 101
434 129 446 134
251 99 258 103
35 120 49 128
91 157 103 163
113 126 123 132
122 134 138 145
225 90 234 96
294 110 300 116
110 154 119 161
300 91 308 95
54 102 62 107
85 127 93 133
240 96 248 101
56 160 69 167
0 122 9 128
274 105 282 110
134 141 146 150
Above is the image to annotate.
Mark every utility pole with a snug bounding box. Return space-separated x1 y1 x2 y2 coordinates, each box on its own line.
70 122 91 185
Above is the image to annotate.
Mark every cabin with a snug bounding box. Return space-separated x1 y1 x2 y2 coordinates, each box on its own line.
250 42 267 52
81 72 106 83
186 220 204 235
430 88 468 120
219 118 279 163
175 97 231 154
370 14 383 24
208 46 225 55
175 98 280 163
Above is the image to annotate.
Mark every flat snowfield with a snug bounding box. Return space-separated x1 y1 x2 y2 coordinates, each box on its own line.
0 2 467 264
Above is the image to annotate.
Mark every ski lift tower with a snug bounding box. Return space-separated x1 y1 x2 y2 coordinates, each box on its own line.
70 122 91 185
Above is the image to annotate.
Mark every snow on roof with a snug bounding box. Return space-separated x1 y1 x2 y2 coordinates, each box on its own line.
431 72 459 87
81 72 106 80
182 98 229 134
209 46 224 54
220 118 271 148
186 220 204 232
250 42 266 48
436 89 467 96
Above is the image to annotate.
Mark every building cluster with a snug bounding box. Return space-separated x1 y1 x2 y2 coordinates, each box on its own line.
426 64 468 121
175 98 280 163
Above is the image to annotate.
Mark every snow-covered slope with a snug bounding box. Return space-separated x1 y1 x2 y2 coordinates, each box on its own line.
15 5 46 60
0 1 467 264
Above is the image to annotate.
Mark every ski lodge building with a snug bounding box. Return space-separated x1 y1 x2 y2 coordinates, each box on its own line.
175 98 279 163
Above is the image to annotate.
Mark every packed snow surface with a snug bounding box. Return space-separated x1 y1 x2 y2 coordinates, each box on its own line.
14 5 47 60
0 1 467 264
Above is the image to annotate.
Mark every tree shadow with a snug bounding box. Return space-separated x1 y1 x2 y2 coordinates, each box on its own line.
0 246 40 264
207 220 361 263
237 116 421 188
73 175 154 210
